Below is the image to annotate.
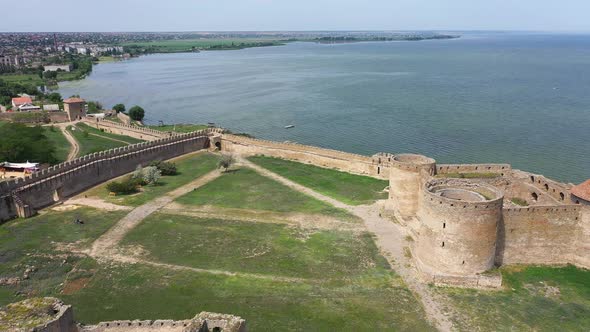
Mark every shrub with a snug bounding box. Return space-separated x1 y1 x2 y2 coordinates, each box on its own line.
149 160 177 176
113 103 125 113
128 105 145 121
106 177 139 195
511 197 529 206
132 165 161 185
217 154 234 172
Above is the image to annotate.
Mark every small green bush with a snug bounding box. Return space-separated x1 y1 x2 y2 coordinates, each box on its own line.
511 197 529 206
106 177 139 195
149 160 178 176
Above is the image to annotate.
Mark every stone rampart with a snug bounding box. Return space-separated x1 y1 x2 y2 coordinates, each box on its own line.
496 205 584 266
436 163 511 175
82 118 171 141
0 129 215 222
221 134 386 179
524 172 573 203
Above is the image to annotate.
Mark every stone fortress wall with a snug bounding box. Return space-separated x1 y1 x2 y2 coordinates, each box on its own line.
0 122 588 288
0 127 220 222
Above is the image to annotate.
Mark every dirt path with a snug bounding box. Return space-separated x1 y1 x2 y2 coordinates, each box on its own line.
102 252 314 284
241 158 454 331
57 123 80 161
89 169 222 257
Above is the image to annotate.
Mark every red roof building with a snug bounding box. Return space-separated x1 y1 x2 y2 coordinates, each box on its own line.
571 179 590 204
11 97 33 108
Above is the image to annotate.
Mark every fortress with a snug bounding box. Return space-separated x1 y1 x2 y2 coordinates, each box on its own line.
0 119 588 289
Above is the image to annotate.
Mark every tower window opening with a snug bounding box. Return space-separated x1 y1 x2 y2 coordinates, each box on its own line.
377 167 380 175
443 222 446 229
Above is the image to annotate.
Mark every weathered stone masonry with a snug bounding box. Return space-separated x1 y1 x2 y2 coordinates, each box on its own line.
0 128 219 222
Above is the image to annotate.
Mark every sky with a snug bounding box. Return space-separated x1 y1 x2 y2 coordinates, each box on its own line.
6 0 590 32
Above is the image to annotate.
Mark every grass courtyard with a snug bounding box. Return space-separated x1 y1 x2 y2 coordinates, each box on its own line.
83 152 220 206
43 126 70 163
67 123 142 157
248 155 389 205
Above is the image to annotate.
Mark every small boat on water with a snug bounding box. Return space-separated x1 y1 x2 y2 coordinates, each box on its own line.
284 125 295 129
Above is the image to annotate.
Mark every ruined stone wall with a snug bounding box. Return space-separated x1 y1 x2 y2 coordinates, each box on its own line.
0 130 214 222
415 179 503 276
82 118 171 141
0 195 15 222
35 303 77 332
221 134 385 179
436 163 511 175
524 172 573 203
496 205 583 266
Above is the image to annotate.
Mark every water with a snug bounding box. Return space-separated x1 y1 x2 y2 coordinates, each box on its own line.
58 32 590 183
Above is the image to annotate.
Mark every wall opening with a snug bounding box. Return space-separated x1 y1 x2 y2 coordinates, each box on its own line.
462 261 465 265
377 167 380 175
544 184 549 190
215 141 221 150
530 175 535 183
531 192 538 201
443 222 446 229
560 192 565 201
576 200 580 204
441 241 445 247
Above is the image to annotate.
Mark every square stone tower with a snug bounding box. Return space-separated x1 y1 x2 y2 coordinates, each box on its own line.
63 97 86 121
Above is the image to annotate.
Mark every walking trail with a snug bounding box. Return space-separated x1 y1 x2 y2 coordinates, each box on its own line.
89 169 222 257
54 122 80 161
241 158 454 332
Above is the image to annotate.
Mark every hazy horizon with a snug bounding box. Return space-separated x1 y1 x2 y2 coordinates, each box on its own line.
4 0 590 32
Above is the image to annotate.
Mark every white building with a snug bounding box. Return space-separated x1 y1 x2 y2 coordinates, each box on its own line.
44 64 72 72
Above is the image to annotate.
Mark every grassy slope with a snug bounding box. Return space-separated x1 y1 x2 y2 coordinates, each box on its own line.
147 124 208 133
62 262 433 331
176 167 353 219
0 208 127 306
123 214 379 279
439 265 590 331
43 126 70 163
83 152 220 206
75 123 144 144
67 125 128 156
248 156 389 205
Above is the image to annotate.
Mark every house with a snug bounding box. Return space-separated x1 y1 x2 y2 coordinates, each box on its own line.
0 161 39 179
11 97 33 109
63 97 86 121
44 64 72 72
0 105 6 112
43 104 60 112
18 103 41 112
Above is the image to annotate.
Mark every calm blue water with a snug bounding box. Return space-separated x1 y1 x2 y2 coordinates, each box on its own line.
58 32 590 183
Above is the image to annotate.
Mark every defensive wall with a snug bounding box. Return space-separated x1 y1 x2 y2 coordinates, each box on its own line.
81 118 172 141
221 134 387 179
0 122 587 289
0 129 217 222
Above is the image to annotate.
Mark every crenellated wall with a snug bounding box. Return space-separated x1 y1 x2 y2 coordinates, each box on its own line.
82 118 172 141
221 134 386 179
0 129 216 222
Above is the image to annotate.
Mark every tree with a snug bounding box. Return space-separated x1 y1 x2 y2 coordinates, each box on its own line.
128 105 145 121
43 71 57 80
113 103 125 113
0 124 56 163
87 101 103 114
217 154 234 173
46 92 62 103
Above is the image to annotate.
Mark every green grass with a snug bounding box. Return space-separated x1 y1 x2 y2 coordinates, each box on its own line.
75 123 144 144
176 167 353 219
436 172 501 179
0 208 126 306
511 197 529 206
123 214 382 279
438 265 590 331
83 152 220 206
61 262 433 331
43 126 70 163
122 38 284 53
248 156 389 205
147 124 208 133
0 73 44 86
68 123 141 156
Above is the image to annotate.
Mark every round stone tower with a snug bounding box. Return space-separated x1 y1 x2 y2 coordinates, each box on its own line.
389 154 436 217
415 178 504 276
